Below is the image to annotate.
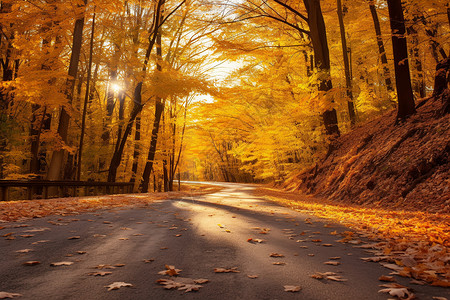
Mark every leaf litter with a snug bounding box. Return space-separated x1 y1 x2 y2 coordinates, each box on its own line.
157 277 209 293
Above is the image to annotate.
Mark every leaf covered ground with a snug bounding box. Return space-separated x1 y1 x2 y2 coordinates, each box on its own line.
0 184 221 223
255 186 450 288
285 96 449 214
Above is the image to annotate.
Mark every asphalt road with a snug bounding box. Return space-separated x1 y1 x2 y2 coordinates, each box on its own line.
0 182 448 299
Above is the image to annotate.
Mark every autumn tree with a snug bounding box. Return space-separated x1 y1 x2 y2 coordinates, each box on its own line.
386 0 416 120
46 0 88 180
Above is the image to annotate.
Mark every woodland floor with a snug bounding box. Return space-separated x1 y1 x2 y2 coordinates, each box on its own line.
285 96 450 214
0 182 449 299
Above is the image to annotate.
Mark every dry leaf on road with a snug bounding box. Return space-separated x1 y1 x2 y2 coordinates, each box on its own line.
67 236 80 240
247 275 258 279
50 261 73 266
284 285 301 292
327 276 348 282
94 264 116 269
88 271 112 276
269 253 284 257
16 249 33 253
214 267 240 273
105 282 133 291
157 277 208 293
0 291 22 299
379 275 395 282
158 265 181 276
324 261 340 266
378 287 412 299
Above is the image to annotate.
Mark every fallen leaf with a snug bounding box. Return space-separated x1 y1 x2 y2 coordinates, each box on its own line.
158 265 182 276
0 291 22 298
114 264 125 267
272 262 286 265
23 261 40 266
16 249 33 253
432 297 448 300
19 235 34 238
361 256 389 262
308 254 315 257
269 253 284 257
88 271 112 276
431 280 450 287
217 224 224 228
157 277 208 293
67 236 80 240
310 274 324 279
322 244 333 247
381 263 404 272
31 240 49 244
327 276 348 282
284 285 301 292
93 234 106 237
175 234 182 237
378 287 412 298
410 279 426 285
118 238 128 240
324 261 340 266
76 251 86 254
311 239 322 243
247 275 258 279
194 279 209 284
329 257 341 260
50 261 73 266
311 272 347 282
214 267 240 273
143 259 155 263
225 229 231 233
379 275 395 282
105 282 133 291
94 264 116 269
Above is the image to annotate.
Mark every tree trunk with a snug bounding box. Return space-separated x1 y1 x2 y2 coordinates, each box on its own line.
129 113 141 184
303 0 340 136
368 0 395 100
139 99 164 192
108 86 142 182
47 0 88 180
406 23 425 98
386 0 416 120
337 0 356 125
139 2 166 193
77 10 96 181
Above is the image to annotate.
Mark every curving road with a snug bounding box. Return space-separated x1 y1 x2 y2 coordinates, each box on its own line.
0 182 448 299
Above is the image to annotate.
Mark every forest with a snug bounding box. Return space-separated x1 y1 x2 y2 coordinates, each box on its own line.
0 0 449 194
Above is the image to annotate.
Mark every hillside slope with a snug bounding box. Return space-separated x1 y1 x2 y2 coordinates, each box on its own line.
286 88 449 214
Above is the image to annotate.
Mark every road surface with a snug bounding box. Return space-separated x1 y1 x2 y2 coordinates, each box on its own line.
0 182 448 299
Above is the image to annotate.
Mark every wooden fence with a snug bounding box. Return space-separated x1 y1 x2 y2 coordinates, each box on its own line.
0 180 134 201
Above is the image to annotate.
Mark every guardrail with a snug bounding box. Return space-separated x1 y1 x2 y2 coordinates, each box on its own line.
0 180 135 201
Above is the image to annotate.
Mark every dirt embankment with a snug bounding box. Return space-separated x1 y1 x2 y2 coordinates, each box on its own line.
286 82 450 214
